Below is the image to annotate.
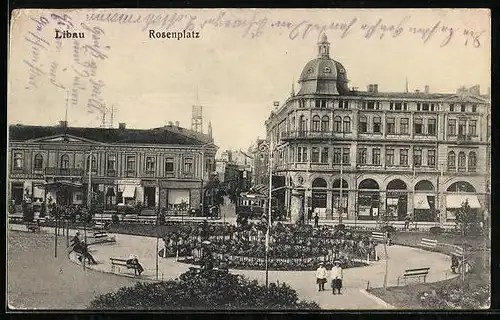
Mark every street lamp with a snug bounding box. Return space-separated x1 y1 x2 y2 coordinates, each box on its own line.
259 140 273 288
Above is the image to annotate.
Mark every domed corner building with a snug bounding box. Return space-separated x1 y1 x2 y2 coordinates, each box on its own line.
264 34 491 228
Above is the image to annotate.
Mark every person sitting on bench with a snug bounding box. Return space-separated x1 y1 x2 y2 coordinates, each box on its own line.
71 232 81 247
126 254 144 276
72 239 97 265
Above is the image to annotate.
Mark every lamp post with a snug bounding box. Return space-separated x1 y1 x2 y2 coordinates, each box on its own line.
156 199 160 281
259 140 273 288
339 159 344 225
84 149 93 271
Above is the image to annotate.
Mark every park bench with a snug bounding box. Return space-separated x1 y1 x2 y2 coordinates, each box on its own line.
110 257 141 276
397 267 430 285
93 230 108 239
25 222 40 233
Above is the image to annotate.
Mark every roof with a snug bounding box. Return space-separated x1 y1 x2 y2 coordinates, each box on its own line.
349 91 489 102
8 124 214 146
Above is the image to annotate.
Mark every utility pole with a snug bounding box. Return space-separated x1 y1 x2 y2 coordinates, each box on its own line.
156 199 160 281
265 139 273 288
383 232 389 290
339 159 343 225
84 149 92 271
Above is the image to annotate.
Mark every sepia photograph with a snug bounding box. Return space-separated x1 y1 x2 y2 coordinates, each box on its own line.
7 8 490 310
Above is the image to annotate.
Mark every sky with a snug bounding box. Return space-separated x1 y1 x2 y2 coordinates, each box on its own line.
8 9 490 151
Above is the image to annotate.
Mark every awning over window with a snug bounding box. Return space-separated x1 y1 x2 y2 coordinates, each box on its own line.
414 194 431 210
33 186 45 198
446 194 481 209
386 198 399 206
123 186 136 198
44 181 83 189
168 189 190 205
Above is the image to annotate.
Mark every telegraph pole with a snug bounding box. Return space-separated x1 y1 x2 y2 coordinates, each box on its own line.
383 232 389 290
264 139 273 288
339 159 343 225
84 150 92 271
156 200 160 281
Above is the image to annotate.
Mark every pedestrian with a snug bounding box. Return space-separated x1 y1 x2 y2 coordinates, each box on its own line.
316 262 327 291
71 231 81 247
404 214 410 230
127 254 144 276
331 260 343 295
314 213 319 228
308 208 313 224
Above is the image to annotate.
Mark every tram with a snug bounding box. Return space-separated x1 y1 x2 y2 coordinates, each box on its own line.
236 191 280 220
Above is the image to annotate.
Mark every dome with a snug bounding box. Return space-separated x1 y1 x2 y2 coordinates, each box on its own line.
297 34 349 95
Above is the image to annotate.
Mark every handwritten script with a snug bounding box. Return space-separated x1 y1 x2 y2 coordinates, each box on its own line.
23 13 111 117
85 11 485 48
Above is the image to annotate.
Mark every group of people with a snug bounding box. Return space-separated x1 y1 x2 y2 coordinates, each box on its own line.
316 261 344 294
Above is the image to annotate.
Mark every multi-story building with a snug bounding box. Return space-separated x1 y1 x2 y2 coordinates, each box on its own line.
8 121 217 215
265 34 490 224
249 138 269 186
216 149 252 192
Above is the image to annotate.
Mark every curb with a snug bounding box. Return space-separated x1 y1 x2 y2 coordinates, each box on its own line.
359 289 396 309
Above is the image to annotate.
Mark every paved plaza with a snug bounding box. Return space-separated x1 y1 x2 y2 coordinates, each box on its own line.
9 223 456 310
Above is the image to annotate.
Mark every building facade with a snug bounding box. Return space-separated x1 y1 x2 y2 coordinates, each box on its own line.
265 34 491 224
8 122 217 215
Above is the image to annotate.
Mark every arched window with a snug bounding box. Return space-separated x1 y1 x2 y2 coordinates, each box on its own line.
447 151 456 170
468 151 477 172
359 115 368 133
87 155 97 171
334 116 342 132
60 154 70 169
343 116 351 133
458 152 466 171
321 116 329 132
299 115 307 132
34 154 43 169
312 115 321 132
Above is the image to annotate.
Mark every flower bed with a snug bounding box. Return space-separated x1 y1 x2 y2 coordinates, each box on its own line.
161 222 376 271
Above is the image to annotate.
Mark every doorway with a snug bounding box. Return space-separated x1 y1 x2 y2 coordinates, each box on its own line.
144 187 156 208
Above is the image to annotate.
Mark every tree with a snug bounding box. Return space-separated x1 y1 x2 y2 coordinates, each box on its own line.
456 200 477 236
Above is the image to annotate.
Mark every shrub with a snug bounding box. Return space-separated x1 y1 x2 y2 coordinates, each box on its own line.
430 226 443 236
381 225 395 233
88 268 320 310
111 214 120 224
334 224 346 231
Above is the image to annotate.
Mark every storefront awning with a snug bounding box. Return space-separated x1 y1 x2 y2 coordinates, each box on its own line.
123 186 136 198
386 198 399 206
414 194 431 210
446 194 481 209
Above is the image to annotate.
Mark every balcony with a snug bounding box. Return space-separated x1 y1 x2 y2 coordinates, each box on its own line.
281 130 334 140
456 134 473 144
45 167 84 176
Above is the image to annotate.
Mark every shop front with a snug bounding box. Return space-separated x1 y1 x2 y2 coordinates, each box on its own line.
159 180 202 216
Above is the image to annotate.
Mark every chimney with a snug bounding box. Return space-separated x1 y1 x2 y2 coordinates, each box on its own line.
175 121 180 127
367 84 374 92
424 85 430 94
118 122 126 129
168 121 173 126
59 121 68 127
373 84 378 93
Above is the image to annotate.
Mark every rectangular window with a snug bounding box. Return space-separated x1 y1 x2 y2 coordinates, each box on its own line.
372 148 381 165
422 103 429 111
472 105 477 113
367 101 375 110
413 149 422 167
321 147 329 163
403 102 408 110
428 150 436 168
184 157 193 173
458 119 466 136
146 156 155 172
386 149 394 166
400 118 409 134
450 104 455 112
430 104 435 111
321 100 326 108
373 117 381 133
448 119 457 135
13 152 23 169
386 117 395 134
389 102 394 110
414 118 423 134
344 101 349 109
358 148 367 165
165 157 174 172
359 117 368 133
469 120 477 136
315 100 321 108
107 155 116 170
417 103 421 111
394 102 402 110
428 118 436 135
342 148 350 165
400 149 408 166
311 147 320 163
376 102 380 110
126 155 136 171
333 148 342 164
461 104 466 112
297 147 308 162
